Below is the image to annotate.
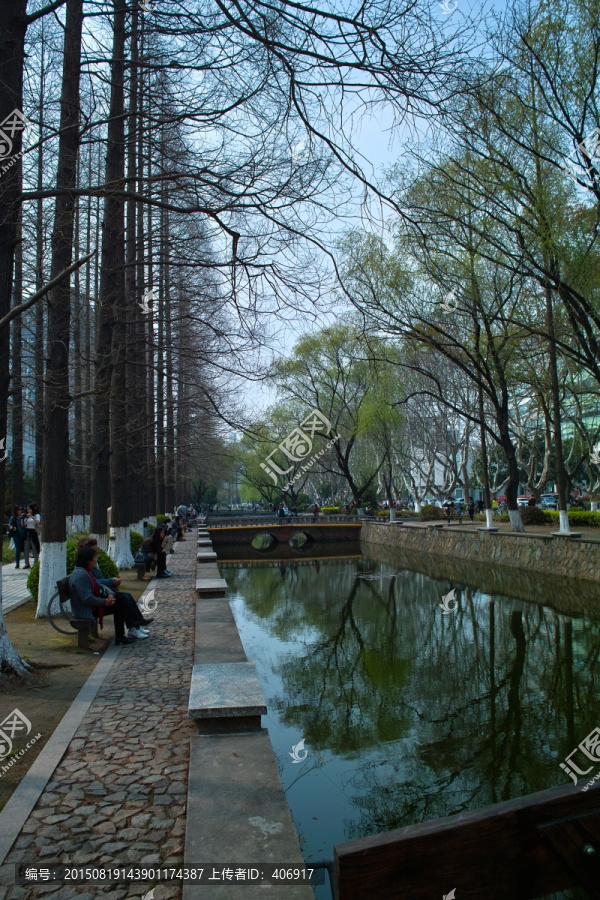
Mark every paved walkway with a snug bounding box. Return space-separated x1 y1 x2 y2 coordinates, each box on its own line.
0 539 196 899
1 564 33 614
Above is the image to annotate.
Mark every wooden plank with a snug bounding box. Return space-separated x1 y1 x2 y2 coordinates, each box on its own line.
334 782 600 900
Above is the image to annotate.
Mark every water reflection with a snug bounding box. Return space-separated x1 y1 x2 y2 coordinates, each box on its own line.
225 555 600 883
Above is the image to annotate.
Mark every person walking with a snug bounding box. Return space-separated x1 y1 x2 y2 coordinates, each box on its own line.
456 498 464 524
492 497 498 516
8 506 26 568
528 495 536 507
443 497 454 524
477 498 484 514
467 497 475 524
23 503 41 568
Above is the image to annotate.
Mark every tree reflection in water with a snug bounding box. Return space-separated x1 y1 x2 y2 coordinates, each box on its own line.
226 556 600 845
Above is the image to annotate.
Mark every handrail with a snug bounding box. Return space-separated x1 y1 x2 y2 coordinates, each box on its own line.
204 515 362 527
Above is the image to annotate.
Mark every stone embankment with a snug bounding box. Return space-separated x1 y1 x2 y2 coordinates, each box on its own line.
361 521 600 615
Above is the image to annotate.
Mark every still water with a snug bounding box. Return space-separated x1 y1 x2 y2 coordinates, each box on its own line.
222 552 599 897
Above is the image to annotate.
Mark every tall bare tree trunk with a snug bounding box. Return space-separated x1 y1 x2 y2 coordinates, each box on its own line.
0 0 33 675
101 0 133 568
38 0 84 616
11 204 23 506
34 45 46 502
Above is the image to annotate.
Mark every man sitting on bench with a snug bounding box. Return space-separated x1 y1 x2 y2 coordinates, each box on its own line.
69 546 135 646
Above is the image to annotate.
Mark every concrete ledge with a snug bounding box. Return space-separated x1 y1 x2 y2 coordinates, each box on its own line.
196 577 228 596
197 538 212 546
552 532 582 539
195 598 247 665
188 662 267 731
197 551 218 562
477 526 499 533
197 563 221 580
183 732 313 900
496 531 554 541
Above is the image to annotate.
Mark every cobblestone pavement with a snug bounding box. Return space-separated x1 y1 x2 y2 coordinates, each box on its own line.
0 539 197 899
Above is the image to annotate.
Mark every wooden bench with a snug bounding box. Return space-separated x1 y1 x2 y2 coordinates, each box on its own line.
47 577 98 649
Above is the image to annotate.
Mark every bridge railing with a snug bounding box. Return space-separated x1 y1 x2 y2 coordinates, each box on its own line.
205 515 361 528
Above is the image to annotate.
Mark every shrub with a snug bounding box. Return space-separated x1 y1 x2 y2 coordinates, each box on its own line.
27 539 119 602
544 509 600 528
519 506 549 526
321 505 341 514
156 514 170 526
130 530 144 555
420 504 457 521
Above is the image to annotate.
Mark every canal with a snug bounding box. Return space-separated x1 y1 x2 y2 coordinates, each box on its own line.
221 548 599 899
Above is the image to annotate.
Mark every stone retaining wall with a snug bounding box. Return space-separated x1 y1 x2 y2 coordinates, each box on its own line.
360 522 600 617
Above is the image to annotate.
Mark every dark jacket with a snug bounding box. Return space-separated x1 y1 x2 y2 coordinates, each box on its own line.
68 566 110 624
8 516 25 544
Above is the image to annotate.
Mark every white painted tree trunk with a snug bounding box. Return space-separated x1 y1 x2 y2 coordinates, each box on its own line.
591 501 598 512
109 526 134 568
72 514 85 533
558 510 571 535
91 532 108 552
414 500 422 513
36 542 67 617
389 507 396 522
485 509 494 528
0 567 30 676
508 509 525 532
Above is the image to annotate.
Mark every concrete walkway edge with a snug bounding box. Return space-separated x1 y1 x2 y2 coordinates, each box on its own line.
0 641 122 866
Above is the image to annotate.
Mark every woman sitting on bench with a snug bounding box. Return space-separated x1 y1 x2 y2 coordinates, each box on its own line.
68 546 135 646
78 537 152 638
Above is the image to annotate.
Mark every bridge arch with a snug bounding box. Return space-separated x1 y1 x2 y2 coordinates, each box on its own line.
251 532 279 552
288 531 315 552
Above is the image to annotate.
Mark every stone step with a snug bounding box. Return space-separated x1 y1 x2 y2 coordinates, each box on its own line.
197 563 221 580
194 598 247 665
196 576 228 597
183 731 313 900
197 538 212 546
188 662 266 733
197 550 218 562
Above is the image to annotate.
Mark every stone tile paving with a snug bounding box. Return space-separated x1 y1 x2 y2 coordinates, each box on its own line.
1 563 32 613
0 539 197 900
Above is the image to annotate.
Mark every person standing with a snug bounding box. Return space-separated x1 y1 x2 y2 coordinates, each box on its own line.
8 506 26 568
467 497 475 523
23 503 41 568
